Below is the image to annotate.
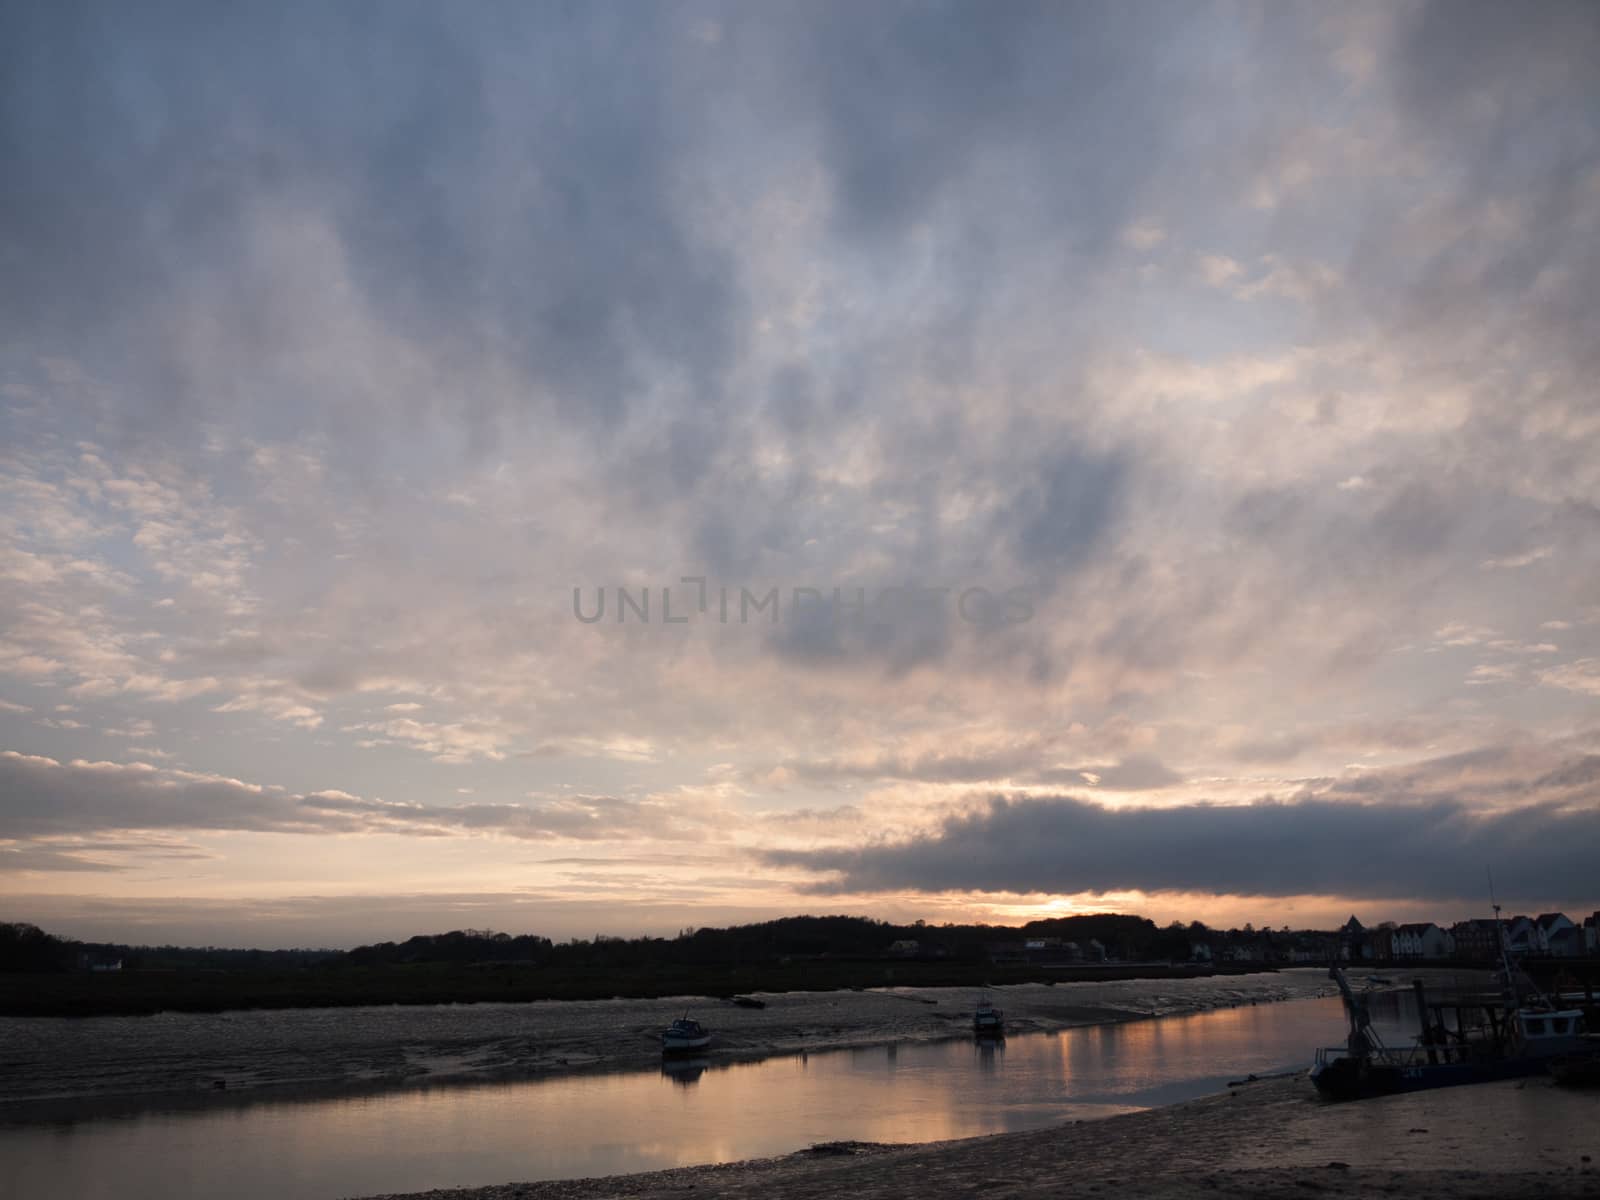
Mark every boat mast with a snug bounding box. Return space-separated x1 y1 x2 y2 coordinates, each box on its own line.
1489 871 1554 1013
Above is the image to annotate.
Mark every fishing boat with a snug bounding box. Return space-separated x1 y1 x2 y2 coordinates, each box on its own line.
662 1015 712 1053
973 997 1005 1037
1311 906 1588 1101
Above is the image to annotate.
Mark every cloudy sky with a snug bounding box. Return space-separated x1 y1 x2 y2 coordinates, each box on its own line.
3 1 1598 947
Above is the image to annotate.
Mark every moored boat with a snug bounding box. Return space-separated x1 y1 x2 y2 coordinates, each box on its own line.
973 997 1004 1037
662 1015 712 1053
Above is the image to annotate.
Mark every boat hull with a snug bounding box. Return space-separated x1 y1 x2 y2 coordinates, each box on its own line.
1311 1054 1549 1101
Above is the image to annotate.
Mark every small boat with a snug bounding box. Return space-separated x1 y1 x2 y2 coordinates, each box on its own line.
973 997 1004 1037
662 1015 711 1054
730 995 766 1009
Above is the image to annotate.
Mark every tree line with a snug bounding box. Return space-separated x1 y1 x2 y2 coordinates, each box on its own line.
3 913 1201 973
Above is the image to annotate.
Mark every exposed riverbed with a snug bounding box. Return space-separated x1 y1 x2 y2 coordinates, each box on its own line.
0 972 1489 1200
2 967 1394 1109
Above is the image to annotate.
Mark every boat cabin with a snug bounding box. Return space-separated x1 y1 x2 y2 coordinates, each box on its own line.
662 1016 712 1053
1516 1009 1587 1056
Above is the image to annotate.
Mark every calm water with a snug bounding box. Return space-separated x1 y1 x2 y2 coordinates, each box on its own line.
0 994 1394 1200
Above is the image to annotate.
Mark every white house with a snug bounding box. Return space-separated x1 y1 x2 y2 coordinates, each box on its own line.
1548 926 1586 958
1505 916 1538 956
1394 922 1451 960
1534 913 1575 954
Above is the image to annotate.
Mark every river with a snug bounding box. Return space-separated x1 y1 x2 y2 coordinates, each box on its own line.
0 990 1428 1200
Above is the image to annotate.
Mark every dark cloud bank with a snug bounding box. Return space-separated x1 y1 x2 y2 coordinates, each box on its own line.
770 760 1600 904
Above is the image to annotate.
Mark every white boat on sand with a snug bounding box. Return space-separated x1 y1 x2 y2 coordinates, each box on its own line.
662 1016 711 1053
973 997 1004 1036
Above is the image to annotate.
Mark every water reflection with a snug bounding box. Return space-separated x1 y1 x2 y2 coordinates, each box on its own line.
661 1057 711 1086
0 995 1388 1200
974 1039 1003 1073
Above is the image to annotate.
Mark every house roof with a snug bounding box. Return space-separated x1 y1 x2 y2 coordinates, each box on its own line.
1396 922 1437 935
1535 913 1571 930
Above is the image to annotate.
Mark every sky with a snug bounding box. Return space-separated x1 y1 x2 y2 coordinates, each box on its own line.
2 1 1598 948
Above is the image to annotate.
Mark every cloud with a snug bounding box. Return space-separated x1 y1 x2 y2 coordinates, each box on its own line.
300 789 722 843
1121 221 1166 251
772 791 1600 904
781 745 1182 791
0 751 723 846
0 751 316 840
1481 546 1554 571
1 3 1599 938
1197 255 1244 287
0 845 127 873
212 685 324 730
769 741 1600 903
1539 659 1600 697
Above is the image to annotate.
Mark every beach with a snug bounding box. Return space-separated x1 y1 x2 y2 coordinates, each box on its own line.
354 1073 1600 1200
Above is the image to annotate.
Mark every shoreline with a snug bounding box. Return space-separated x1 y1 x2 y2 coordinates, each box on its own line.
349 1075 1600 1200
1 969 1364 1114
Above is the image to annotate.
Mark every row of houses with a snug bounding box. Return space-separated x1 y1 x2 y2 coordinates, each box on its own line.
1178 912 1600 966
1330 912 1600 963
948 912 1600 969
984 937 1110 965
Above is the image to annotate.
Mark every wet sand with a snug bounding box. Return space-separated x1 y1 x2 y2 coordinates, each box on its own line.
355 1074 1600 1200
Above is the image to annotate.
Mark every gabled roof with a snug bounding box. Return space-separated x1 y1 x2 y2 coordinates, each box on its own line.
1341 915 1365 932
1396 922 1438 936
1534 912 1571 930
